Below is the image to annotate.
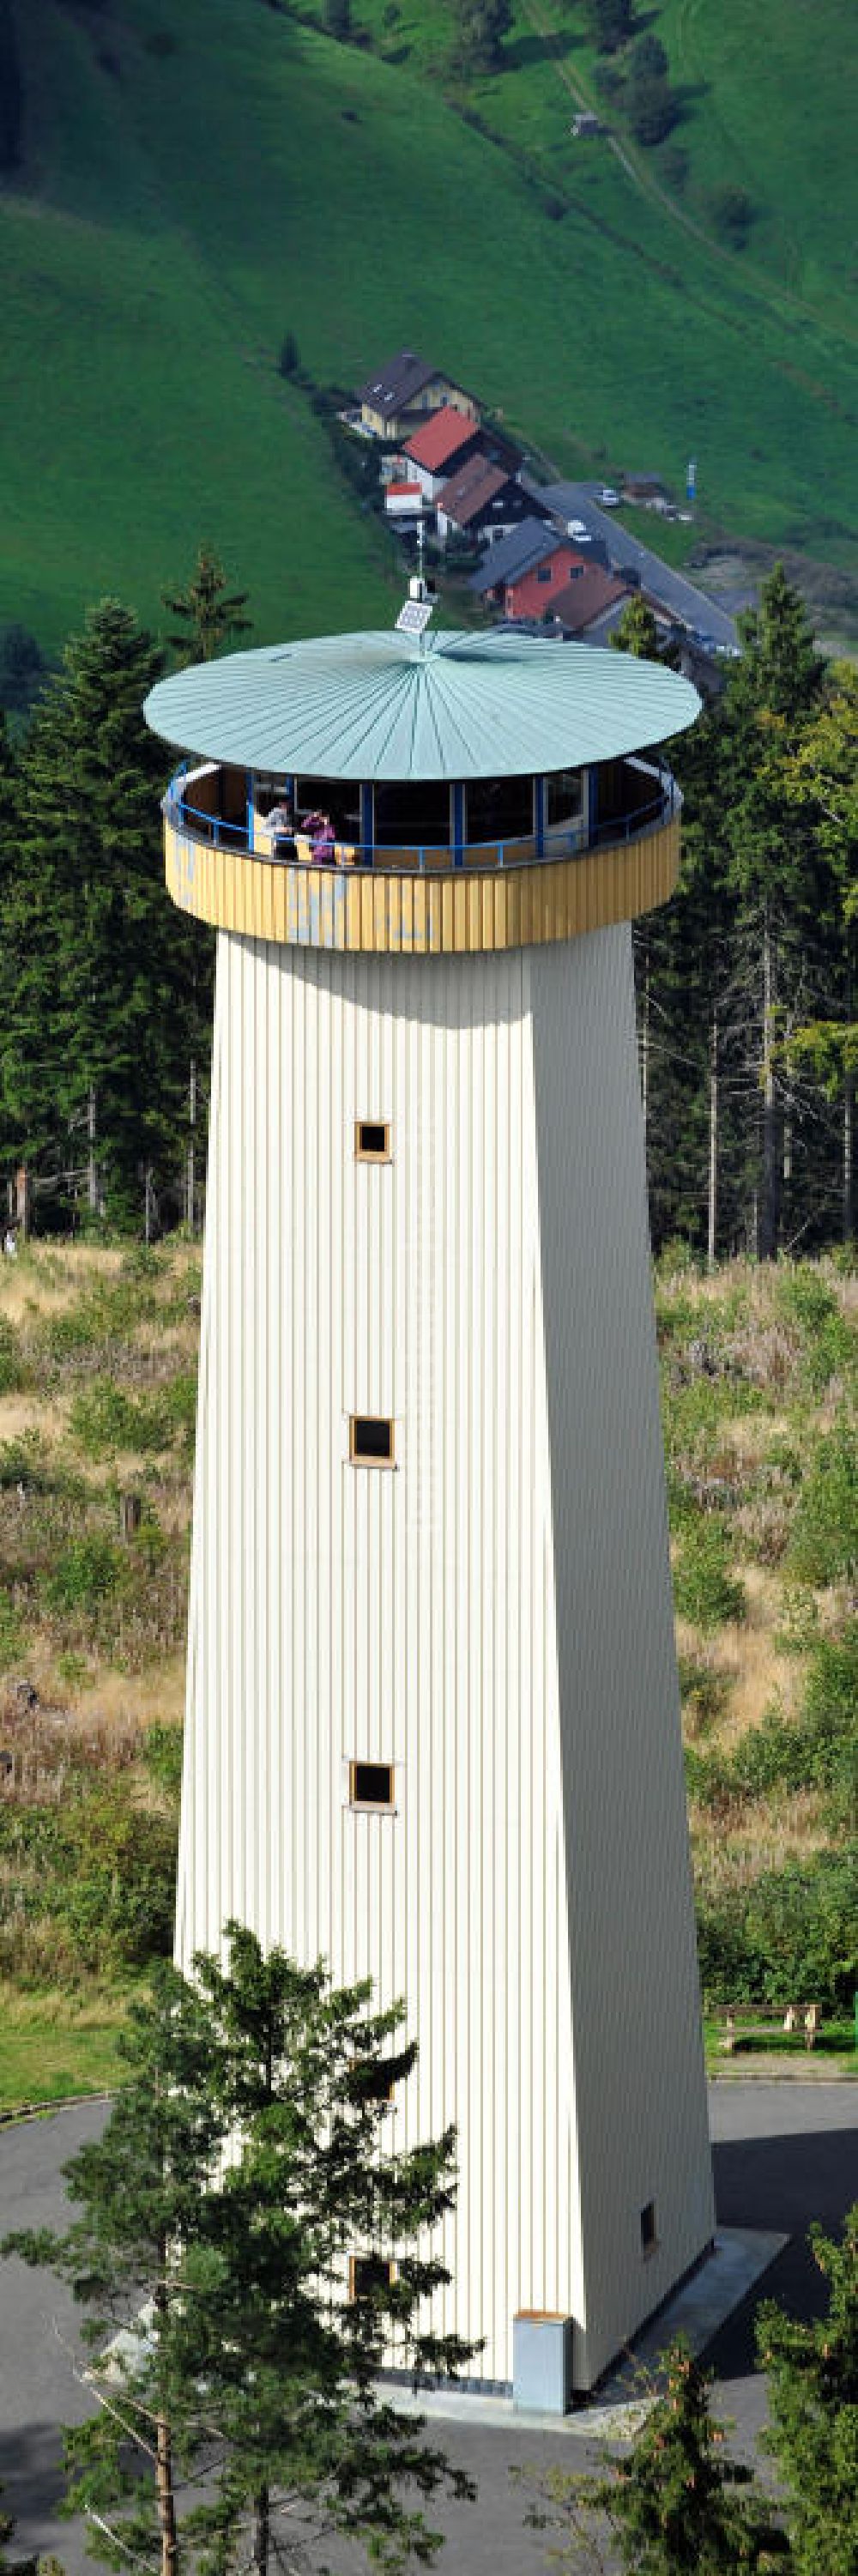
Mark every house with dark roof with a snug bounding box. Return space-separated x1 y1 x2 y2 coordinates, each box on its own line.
545 565 630 638
468 517 577 606
403 407 522 503
437 463 547 551
358 351 479 442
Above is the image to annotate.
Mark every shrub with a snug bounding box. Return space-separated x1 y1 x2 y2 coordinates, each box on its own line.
61 1789 177 1971
678 1654 731 1737
708 183 755 250
788 1424 858 1586
278 330 300 379
660 142 688 191
673 1519 746 1630
697 1849 858 2011
69 1381 166 1456
776 1265 854 1391
44 1536 126 1618
143 1721 184 1805
0 1318 28 1396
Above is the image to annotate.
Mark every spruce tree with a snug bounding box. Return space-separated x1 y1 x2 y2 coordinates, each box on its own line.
758 2204 858 2576
162 547 252 667
592 2340 782 2573
1 1965 225 2576
182 1924 477 2576
2 1932 477 2576
0 599 213 1227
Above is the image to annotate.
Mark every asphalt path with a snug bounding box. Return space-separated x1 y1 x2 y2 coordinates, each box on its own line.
523 478 741 650
1 2083 856 2574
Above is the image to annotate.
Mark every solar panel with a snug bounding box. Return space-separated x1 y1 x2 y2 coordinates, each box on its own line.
395 598 434 636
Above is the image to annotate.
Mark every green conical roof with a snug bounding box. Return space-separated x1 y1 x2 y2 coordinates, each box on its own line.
144 626 699 782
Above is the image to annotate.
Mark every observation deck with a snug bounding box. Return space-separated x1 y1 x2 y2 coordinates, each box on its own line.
146 627 698 957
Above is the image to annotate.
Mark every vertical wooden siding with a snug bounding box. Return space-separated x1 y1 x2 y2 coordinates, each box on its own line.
177 925 713 2391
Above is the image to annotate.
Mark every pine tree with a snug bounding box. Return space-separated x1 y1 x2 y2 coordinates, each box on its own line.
1 1965 225 2576
0 599 213 1227
182 1923 477 2576
2 1933 477 2576
161 547 252 667
757 2204 858 2576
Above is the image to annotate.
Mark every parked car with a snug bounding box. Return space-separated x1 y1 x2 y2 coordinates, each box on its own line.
599 487 620 507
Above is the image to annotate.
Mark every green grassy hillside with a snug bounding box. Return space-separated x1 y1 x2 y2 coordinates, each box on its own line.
2 0 856 657
2 1240 857 2109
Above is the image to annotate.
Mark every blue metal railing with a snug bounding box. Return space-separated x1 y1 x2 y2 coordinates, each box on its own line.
164 765 677 873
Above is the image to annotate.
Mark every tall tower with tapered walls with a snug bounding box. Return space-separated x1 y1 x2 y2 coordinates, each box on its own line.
145 623 715 2403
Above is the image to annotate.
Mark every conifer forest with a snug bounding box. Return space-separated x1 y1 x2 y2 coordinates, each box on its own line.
0 565 853 1259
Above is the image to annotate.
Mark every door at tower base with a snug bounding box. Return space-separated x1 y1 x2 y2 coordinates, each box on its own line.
178 915 715 2396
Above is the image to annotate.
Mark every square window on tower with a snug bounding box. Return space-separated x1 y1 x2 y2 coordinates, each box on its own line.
348 2255 396 2301
354 1122 391 1161
349 1760 396 1811
349 1416 395 1466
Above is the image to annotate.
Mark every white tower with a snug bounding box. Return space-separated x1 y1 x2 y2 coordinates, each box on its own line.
146 628 714 2401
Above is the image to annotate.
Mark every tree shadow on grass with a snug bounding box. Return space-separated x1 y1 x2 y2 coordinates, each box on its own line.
504 27 575 70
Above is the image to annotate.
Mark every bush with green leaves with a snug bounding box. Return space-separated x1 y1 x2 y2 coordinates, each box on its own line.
673 1517 746 1631
0 1318 28 1398
707 184 755 250
0 1772 178 1979
788 1423 858 1585
69 1379 171 1456
776 1264 854 1392
687 1633 858 1816
697 1847 858 2011
43 1533 127 1618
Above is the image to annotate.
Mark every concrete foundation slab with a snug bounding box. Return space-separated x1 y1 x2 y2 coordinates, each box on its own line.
389 2228 788 2438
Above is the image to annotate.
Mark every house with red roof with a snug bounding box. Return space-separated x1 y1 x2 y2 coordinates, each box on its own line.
403 407 522 503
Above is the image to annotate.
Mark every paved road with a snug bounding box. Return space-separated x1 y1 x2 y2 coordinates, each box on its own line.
524 477 742 650
1 2084 856 2573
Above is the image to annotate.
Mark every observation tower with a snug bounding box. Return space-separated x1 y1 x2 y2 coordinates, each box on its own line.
145 616 715 2403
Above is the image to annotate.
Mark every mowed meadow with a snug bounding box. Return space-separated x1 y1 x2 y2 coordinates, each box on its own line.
0 1237 856 2109
3 0 857 658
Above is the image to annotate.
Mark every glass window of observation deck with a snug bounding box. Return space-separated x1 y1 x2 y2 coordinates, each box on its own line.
546 770 583 827
373 781 452 850
466 776 534 846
